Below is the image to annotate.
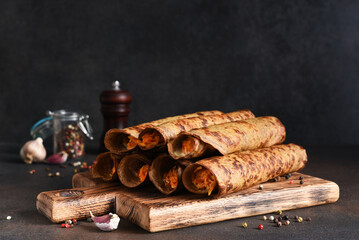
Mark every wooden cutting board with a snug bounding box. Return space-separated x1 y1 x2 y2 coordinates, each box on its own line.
36 171 339 232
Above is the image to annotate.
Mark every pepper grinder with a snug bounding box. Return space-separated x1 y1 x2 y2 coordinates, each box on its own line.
99 81 132 152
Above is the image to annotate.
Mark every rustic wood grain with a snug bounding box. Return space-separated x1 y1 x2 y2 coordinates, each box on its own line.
36 184 123 223
115 172 339 232
37 172 339 231
71 172 108 188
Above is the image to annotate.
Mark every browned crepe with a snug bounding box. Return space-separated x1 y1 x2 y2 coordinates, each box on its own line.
117 150 163 188
138 109 255 151
104 110 223 154
168 116 285 159
90 152 123 182
148 154 192 195
182 144 307 197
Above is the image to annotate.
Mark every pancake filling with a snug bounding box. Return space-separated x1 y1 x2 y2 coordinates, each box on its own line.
163 165 179 190
138 164 149 182
192 166 217 196
139 130 161 149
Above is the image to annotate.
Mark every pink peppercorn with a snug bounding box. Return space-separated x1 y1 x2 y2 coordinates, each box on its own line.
258 224 264 230
61 223 66 228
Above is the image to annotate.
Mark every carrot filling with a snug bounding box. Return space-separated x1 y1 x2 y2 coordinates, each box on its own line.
138 164 149 182
163 165 179 190
126 136 138 149
182 137 195 155
139 131 161 149
192 166 217 196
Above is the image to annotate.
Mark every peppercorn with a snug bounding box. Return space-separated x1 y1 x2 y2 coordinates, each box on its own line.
258 224 264 230
306 217 311 221
285 220 290 226
61 223 66 228
272 178 278 182
72 219 77 224
285 173 291 179
6 216 11 220
278 216 282 221
295 215 299 220
242 222 247 228
289 181 293 184
71 161 81 167
277 221 282 227
65 220 72 225
55 172 60 177
45 167 50 171
276 210 282 215
262 216 267 221
269 216 274 221
65 224 71 228
283 215 289 220
48 173 53 177
274 218 279 223
297 217 303 222
299 176 303 180
259 185 263 190
300 180 304 184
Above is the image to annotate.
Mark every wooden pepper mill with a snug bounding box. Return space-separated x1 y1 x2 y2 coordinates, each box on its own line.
99 81 132 152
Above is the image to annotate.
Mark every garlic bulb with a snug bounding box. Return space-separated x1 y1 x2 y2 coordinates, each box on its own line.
20 138 47 164
90 211 120 231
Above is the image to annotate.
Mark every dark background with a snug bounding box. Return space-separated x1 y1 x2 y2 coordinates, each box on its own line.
0 1 358 147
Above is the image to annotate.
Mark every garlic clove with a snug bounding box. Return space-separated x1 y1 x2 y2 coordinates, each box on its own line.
90 211 120 231
20 138 47 164
46 151 68 164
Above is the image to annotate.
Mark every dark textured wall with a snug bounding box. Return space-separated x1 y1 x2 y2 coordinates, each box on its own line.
0 1 358 146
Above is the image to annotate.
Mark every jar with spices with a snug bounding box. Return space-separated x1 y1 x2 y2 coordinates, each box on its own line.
30 110 93 159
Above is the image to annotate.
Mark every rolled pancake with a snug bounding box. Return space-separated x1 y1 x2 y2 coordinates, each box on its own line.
148 154 192 195
90 152 123 182
182 144 307 197
138 110 255 151
104 110 222 154
117 150 163 188
168 116 285 159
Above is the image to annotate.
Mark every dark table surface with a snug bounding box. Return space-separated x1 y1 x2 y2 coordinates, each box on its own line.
0 143 358 240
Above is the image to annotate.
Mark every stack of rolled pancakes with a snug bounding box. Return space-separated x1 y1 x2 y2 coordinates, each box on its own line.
91 109 307 197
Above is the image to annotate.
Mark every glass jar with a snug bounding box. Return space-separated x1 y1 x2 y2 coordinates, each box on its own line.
31 110 93 159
